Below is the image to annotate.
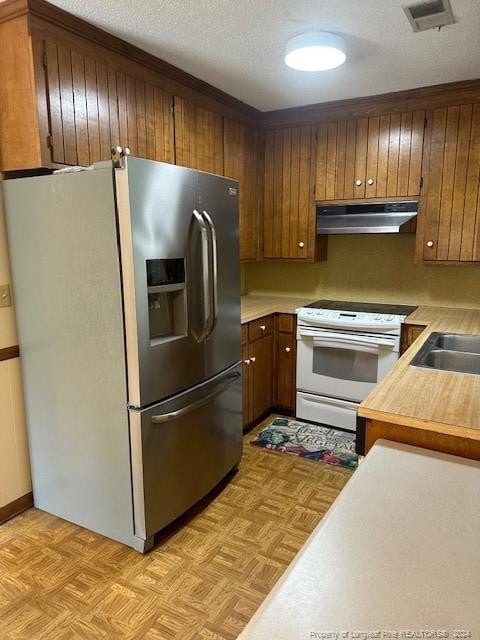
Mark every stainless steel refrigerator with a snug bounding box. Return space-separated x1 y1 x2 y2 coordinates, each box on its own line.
4 157 242 552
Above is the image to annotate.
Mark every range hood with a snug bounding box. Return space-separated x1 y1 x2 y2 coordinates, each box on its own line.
316 201 418 235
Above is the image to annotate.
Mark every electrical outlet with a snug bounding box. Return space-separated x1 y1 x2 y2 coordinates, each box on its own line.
0 284 12 308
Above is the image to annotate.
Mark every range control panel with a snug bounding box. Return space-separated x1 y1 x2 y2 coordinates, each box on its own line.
296 307 405 332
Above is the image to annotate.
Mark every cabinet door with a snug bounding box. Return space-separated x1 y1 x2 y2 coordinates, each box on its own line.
275 331 296 412
224 119 259 261
116 74 174 163
263 127 316 259
400 324 426 354
242 341 252 429
316 111 425 201
421 104 480 262
44 40 174 166
250 334 274 422
174 96 223 174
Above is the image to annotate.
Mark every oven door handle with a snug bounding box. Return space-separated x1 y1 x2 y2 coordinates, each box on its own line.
303 331 396 351
312 338 383 355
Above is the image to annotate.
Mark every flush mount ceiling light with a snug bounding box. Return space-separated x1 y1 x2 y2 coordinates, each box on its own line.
284 32 346 71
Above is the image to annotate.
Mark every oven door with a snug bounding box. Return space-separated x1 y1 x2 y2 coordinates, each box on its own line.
297 327 399 402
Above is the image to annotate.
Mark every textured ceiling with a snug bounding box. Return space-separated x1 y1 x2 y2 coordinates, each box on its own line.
36 0 480 111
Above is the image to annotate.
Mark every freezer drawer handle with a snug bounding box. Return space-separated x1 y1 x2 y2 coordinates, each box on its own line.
151 372 241 424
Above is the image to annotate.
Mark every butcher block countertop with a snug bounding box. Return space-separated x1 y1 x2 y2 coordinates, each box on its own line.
242 296 480 447
359 305 480 438
238 440 480 640
241 294 315 323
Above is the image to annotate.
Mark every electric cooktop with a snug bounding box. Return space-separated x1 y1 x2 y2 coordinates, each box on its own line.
304 299 417 316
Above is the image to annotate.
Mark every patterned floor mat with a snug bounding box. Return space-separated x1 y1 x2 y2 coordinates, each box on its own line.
251 417 358 470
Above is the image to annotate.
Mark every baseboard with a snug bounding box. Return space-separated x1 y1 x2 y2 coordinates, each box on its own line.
0 491 33 525
271 406 295 418
0 345 20 361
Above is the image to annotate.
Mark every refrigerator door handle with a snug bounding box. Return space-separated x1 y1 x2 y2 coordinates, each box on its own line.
151 371 241 424
202 210 218 339
192 209 211 342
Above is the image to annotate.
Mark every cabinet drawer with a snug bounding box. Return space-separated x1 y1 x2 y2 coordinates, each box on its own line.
277 313 296 334
248 315 274 342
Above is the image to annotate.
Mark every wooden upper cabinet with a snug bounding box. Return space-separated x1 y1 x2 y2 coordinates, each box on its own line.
420 104 480 262
118 75 174 163
0 16 47 171
316 111 425 201
263 126 318 260
224 118 259 261
174 96 224 174
43 39 175 166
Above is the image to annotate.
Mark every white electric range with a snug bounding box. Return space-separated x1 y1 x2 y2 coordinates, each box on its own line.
295 300 416 431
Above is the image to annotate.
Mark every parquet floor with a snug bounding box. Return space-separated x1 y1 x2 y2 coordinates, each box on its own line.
0 417 351 640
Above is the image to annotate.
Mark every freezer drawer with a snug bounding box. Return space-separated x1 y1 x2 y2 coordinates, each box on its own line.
129 363 242 543
296 391 358 432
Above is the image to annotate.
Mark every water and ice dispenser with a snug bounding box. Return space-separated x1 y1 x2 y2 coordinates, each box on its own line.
146 259 187 343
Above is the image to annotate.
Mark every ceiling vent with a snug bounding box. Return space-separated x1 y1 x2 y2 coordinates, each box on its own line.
403 0 455 32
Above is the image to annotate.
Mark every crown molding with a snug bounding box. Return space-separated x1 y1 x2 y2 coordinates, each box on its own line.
261 79 480 129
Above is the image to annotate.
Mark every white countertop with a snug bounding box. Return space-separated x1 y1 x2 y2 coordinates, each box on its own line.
238 440 480 639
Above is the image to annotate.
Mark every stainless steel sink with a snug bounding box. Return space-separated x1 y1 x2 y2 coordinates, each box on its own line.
434 333 480 354
421 349 480 375
410 332 480 376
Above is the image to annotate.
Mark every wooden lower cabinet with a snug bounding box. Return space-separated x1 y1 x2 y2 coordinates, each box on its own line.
358 418 480 461
400 323 426 354
242 318 273 429
251 333 274 421
274 315 297 413
242 340 251 428
242 313 296 430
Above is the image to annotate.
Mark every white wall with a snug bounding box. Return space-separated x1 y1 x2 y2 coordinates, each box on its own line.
0 180 31 508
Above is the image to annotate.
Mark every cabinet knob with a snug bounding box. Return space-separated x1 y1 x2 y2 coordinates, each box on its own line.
298 241 305 248
285 347 291 353
250 356 256 363
260 325 266 331
355 179 363 186
111 146 131 158
426 241 434 248
367 178 374 185
243 359 250 365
